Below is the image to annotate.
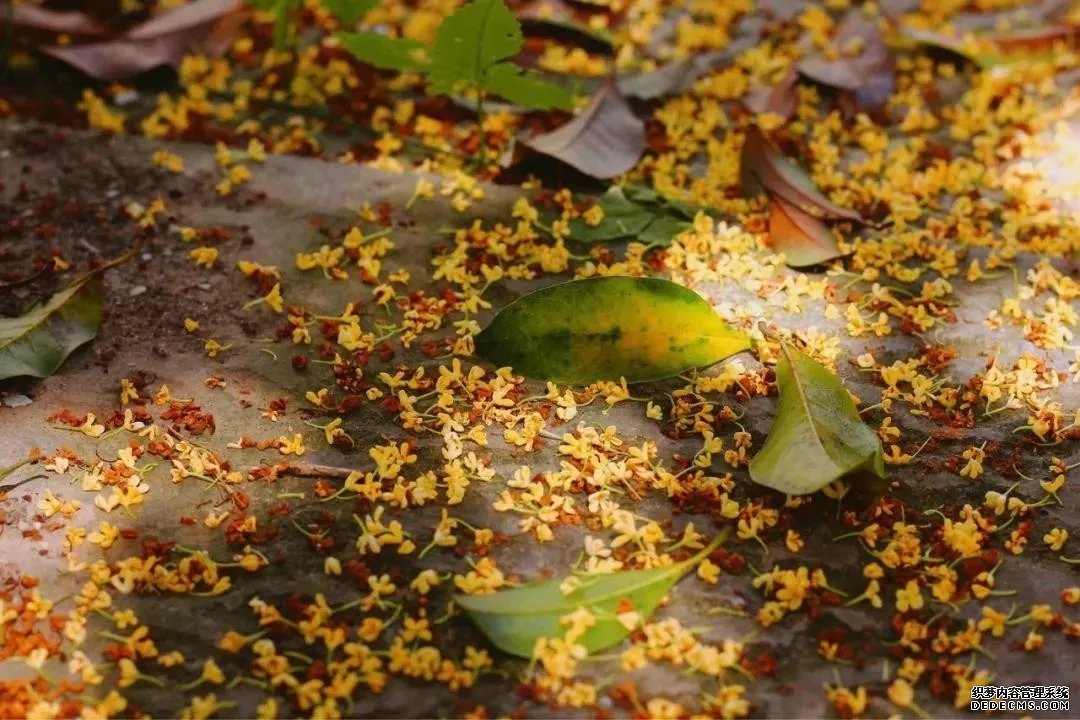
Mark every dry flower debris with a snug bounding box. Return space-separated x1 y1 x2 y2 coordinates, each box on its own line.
2 0 1080 718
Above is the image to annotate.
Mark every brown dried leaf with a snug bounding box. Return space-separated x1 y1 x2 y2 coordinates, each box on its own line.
520 79 644 179
517 0 613 54
38 0 245 80
619 51 727 100
741 126 862 222
9 4 110 36
741 69 798 118
768 197 845 268
797 11 894 111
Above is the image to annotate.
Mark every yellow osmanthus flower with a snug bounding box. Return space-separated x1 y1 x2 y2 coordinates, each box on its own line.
1044 527 1068 551
189 246 219 268
895 580 924 612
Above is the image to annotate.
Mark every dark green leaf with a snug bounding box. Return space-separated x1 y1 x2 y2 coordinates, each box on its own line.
475 276 751 383
620 184 659 205
321 0 377 28
639 214 692 247
456 529 729 658
336 31 430 72
567 187 657 243
0 275 103 381
428 0 521 93
484 62 573 110
749 343 885 495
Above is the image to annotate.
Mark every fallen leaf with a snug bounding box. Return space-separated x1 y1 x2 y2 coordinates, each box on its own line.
456 528 730 658
797 11 894 111
638 214 692 247
617 51 726 100
899 24 1075 69
517 0 614 53
749 343 885 495
520 80 644 179
567 187 657 243
8 4 110 37
768 196 845 268
39 0 245 80
475 276 750 383
741 126 862 222
741 69 798 119
0 275 104 382
0 242 138 381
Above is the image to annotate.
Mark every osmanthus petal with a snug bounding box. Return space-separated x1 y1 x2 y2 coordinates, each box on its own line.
475 276 750 384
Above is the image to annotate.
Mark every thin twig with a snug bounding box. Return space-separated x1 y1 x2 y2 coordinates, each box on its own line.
279 462 357 479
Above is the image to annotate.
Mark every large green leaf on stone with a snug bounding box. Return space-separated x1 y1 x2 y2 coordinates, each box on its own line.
456 529 729 658
475 276 750 383
749 343 885 495
0 274 104 381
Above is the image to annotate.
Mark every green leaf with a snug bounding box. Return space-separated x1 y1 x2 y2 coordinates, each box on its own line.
475 276 751 383
428 0 522 94
456 528 730 658
749 343 885 495
639 214 692 247
483 62 573 110
0 274 103 381
336 31 429 72
618 184 705 220
567 187 658 243
621 184 659 205
321 0 377 28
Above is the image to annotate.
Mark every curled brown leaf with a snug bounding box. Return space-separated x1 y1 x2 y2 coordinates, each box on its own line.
35 0 246 80
520 79 644 179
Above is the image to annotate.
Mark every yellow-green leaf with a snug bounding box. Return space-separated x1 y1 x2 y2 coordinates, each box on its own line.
749 343 885 495
456 529 729 658
475 277 750 383
0 275 103 381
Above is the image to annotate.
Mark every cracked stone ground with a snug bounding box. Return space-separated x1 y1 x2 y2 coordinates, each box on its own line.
2 2 1080 718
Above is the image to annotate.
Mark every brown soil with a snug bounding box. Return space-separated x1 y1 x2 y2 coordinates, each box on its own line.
0 123 256 390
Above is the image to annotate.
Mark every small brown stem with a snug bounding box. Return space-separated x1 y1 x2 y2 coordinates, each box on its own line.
279 462 356 479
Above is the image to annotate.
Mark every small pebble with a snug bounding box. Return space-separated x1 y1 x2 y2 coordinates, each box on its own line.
129 285 147 297
2 393 32 408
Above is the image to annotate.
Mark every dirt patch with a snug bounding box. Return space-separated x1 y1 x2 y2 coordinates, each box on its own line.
1 122 262 388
